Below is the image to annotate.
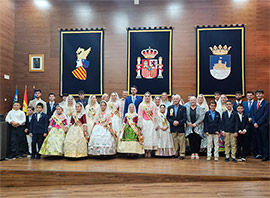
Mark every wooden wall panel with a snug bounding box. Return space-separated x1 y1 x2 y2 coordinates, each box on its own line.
5 0 269 113
0 0 15 115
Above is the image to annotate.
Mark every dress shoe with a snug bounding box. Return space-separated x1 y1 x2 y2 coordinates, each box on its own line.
232 158 237 163
262 157 269 162
207 156 211 161
214 157 219 161
224 158 230 162
179 156 184 160
35 155 41 159
31 155 35 160
241 158 246 162
254 155 262 159
5 156 16 160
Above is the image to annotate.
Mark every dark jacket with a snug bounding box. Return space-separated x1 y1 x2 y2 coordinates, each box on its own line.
25 115 33 135
242 100 255 117
204 110 221 134
166 105 187 133
250 99 269 127
76 98 88 107
46 102 58 119
221 110 237 133
29 112 48 134
235 113 249 133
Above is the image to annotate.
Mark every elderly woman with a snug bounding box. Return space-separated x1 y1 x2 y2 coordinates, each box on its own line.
185 96 205 160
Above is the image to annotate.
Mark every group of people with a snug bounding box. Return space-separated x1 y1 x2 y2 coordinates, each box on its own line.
5 86 269 162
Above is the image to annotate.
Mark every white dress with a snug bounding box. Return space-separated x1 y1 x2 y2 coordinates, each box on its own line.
88 112 116 156
155 113 175 156
85 104 99 136
108 101 122 136
138 102 158 150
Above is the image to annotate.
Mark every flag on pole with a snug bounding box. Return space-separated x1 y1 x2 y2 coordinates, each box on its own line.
23 86 28 114
33 85 35 99
12 87 18 109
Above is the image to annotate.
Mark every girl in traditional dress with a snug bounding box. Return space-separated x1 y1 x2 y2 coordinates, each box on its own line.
117 103 144 155
216 94 228 152
197 94 209 151
39 105 68 156
108 92 122 136
138 92 158 158
85 95 99 136
64 102 88 158
88 101 117 156
63 95 76 124
155 104 175 157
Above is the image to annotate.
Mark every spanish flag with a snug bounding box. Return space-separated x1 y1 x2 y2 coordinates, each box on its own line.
23 86 28 114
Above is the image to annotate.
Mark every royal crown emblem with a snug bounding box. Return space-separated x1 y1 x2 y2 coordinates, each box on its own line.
209 44 231 80
136 46 164 79
72 47 91 80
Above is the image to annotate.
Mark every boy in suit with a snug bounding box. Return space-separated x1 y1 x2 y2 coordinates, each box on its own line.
47 92 58 119
167 94 187 160
76 90 88 107
204 101 221 161
222 100 238 163
5 101 26 160
235 104 249 162
124 85 143 116
29 103 48 159
233 91 243 111
250 89 269 161
24 106 34 157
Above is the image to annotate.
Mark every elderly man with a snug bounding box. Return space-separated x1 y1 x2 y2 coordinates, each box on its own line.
185 96 205 160
167 94 187 160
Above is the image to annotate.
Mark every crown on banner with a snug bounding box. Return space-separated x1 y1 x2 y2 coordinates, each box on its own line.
209 45 231 55
141 46 158 59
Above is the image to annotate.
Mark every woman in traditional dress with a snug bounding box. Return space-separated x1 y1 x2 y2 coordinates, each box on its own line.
101 93 109 102
197 94 209 151
155 104 175 157
117 103 144 155
85 95 99 136
64 102 88 158
108 92 122 136
88 101 117 156
63 95 76 124
138 92 158 158
216 94 228 152
39 105 68 156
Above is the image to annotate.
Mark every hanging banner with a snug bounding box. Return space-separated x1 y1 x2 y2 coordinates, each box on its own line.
196 25 245 97
60 28 104 96
127 27 173 96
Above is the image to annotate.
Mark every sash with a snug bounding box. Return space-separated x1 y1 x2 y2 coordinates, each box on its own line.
160 113 167 127
126 114 144 145
51 115 66 132
72 113 89 142
98 113 117 140
108 103 120 117
143 103 153 121
87 106 96 118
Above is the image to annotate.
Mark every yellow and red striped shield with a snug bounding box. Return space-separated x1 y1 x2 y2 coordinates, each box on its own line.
72 66 87 80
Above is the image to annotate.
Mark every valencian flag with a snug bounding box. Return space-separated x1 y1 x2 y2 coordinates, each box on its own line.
23 86 28 114
33 85 35 99
127 27 173 96
196 24 245 97
60 28 104 96
12 87 18 109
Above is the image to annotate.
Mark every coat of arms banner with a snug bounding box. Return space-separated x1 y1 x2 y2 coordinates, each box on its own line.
60 28 104 96
196 25 245 97
127 27 173 96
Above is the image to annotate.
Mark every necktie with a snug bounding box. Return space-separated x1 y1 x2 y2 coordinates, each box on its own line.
132 97 135 104
248 101 252 110
257 101 260 110
51 103 53 111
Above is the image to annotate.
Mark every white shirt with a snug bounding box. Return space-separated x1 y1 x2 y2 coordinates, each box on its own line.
227 110 233 118
37 113 42 121
238 112 243 122
5 109 26 125
236 100 242 104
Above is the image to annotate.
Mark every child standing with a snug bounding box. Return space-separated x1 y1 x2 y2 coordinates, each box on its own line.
5 101 26 160
204 101 221 161
235 104 249 162
24 106 34 157
29 103 48 159
222 100 238 163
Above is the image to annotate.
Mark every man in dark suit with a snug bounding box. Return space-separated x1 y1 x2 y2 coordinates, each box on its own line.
167 94 187 160
47 92 58 119
233 91 243 111
124 85 143 116
250 89 269 161
29 103 48 159
24 106 35 157
221 100 238 163
242 91 256 156
235 104 249 162
76 90 88 107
